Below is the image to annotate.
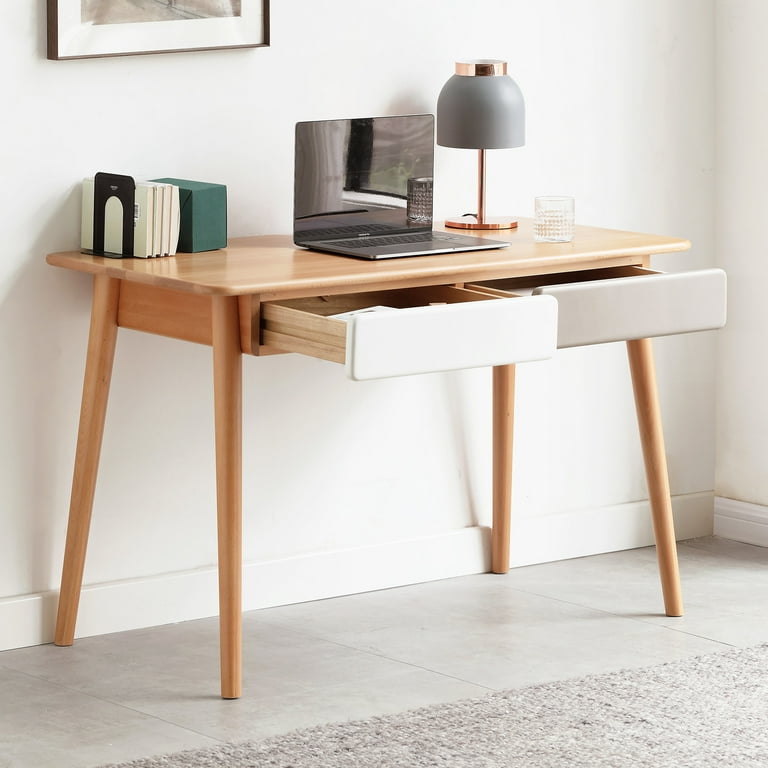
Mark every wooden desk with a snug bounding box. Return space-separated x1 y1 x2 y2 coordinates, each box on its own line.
47 220 706 699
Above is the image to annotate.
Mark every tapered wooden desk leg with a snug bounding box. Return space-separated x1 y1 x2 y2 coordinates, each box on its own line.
491 364 516 574
626 338 684 617
55 275 120 647
212 295 243 699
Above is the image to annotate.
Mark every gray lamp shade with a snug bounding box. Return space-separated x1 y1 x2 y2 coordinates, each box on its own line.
437 60 525 150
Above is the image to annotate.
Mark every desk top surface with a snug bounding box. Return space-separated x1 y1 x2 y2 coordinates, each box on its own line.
46 220 691 299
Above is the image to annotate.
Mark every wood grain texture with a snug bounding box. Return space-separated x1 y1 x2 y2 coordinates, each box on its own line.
212 295 244 698
118 281 212 345
492 364 516 574
46 220 691 299
55 275 120 646
626 337 684 617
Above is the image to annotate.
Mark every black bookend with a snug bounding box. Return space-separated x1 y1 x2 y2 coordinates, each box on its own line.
92 172 135 258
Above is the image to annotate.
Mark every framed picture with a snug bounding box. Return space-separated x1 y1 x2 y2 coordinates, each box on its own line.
47 0 269 60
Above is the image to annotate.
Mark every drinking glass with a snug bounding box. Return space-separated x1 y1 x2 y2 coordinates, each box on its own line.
534 196 575 242
407 177 433 223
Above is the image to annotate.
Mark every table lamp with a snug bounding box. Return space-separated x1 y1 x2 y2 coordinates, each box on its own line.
436 59 525 230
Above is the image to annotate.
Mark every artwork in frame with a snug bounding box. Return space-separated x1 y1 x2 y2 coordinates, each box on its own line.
47 0 269 60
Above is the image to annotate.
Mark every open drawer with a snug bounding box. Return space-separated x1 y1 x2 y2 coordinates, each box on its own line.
261 285 558 380
469 266 727 349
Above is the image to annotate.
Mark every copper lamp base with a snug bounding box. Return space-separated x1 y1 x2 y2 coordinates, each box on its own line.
445 214 518 230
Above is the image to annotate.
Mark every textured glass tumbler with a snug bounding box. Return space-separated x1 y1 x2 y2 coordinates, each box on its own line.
407 177 433 223
534 196 575 242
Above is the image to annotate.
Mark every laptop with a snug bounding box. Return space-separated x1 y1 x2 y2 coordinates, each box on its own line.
293 114 510 260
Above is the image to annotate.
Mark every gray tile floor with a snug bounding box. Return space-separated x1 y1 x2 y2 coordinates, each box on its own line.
1 536 766 768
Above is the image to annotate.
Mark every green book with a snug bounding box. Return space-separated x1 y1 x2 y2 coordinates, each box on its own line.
152 177 227 252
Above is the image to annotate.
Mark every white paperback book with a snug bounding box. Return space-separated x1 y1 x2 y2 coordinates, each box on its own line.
132 183 155 258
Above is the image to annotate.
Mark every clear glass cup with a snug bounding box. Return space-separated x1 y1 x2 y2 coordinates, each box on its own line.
534 196 575 242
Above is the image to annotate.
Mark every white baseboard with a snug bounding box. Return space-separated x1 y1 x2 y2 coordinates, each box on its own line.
509 491 713 567
0 527 491 652
714 496 768 547
0 492 714 652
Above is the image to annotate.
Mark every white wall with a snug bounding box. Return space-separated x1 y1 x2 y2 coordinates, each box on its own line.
1 0 717 650
714 0 768 545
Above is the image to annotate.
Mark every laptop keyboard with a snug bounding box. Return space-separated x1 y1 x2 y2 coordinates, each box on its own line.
332 232 436 249
298 223 396 240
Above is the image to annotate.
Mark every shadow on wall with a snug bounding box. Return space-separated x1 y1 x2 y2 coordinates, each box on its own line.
0 192 92 603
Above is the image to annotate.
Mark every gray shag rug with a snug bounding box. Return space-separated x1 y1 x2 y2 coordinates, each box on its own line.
102 643 768 767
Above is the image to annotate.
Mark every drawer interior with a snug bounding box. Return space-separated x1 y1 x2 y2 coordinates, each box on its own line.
469 265 659 296
261 285 498 363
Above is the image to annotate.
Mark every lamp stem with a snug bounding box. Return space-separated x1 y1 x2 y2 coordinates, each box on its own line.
444 147 518 230
477 149 487 226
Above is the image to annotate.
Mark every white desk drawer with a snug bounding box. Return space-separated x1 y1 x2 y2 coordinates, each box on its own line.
470 266 726 348
261 286 557 380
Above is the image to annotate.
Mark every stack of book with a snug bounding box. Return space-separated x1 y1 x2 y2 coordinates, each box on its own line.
81 173 181 258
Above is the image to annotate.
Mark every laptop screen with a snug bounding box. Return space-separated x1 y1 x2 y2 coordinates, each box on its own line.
294 114 434 244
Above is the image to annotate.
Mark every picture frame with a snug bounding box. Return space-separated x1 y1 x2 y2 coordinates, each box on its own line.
47 0 269 60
